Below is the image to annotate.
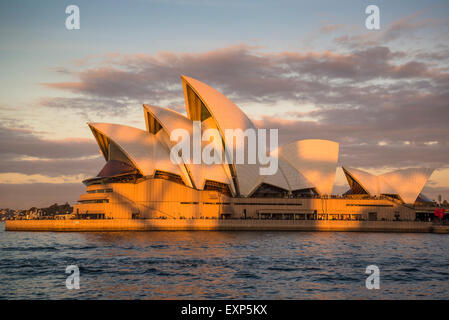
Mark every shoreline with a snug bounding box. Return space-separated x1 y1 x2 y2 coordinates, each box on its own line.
4 219 449 233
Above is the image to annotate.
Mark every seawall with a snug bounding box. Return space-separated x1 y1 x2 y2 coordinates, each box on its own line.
5 219 447 233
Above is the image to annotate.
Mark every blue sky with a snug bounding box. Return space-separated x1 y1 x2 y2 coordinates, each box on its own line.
1 0 446 103
1 0 445 100
0 0 448 208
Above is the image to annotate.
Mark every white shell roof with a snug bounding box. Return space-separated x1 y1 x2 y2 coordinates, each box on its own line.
343 167 434 203
143 105 234 192
195 117 234 191
277 158 314 191
87 76 437 202
181 75 262 197
250 158 290 193
278 139 339 195
343 167 382 195
144 104 192 135
379 168 434 203
88 122 186 182
86 76 438 202
88 78 343 197
251 152 315 194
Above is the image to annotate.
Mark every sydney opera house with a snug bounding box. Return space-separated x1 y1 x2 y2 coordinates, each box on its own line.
74 75 435 222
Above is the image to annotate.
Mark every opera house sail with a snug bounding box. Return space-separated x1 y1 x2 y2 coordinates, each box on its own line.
69 75 435 224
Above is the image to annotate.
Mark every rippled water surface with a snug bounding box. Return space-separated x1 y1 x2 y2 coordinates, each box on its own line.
1 222 448 299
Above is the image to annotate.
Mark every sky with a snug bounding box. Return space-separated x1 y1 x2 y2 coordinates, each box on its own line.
0 0 448 208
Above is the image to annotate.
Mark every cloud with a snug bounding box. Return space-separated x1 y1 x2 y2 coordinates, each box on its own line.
36 42 448 172
334 11 448 48
255 113 449 169
414 48 449 62
38 96 134 118
0 125 99 159
320 24 343 34
0 125 102 191
0 173 89 184
0 183 85 209
0 158 102 177
422 185 449 203
42 44 447 104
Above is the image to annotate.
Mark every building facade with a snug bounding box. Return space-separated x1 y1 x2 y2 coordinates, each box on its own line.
74 76 434 222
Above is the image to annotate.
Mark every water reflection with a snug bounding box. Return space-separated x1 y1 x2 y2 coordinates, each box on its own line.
1 223 448 299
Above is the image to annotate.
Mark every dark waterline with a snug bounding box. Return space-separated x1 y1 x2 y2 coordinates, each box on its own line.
1 222 448 299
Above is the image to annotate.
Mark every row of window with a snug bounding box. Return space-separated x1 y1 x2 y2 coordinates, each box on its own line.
257 213 366 221
79 199 109 204
181 202 302 206
234 202 303 206
203 202 231 205
87 188 113 194
346 204 393 207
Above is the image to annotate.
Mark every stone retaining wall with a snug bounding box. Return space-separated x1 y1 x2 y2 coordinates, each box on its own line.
5 219 440 233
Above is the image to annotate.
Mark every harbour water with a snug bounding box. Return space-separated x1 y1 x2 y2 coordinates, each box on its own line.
1 222 448 299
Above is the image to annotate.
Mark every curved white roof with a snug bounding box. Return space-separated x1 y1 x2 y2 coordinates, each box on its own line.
343 167 381 196
144 104 192 135
195 117 234 191
379 168 434 203
278 139 339 195
88 123 187 183
181 75 262 197
143 105 234 192
181 75 256 133
252 158 290 193
143 105 195 188
343 167 434 203
277 158 315 191
86 75 435 202
251 153 315 194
